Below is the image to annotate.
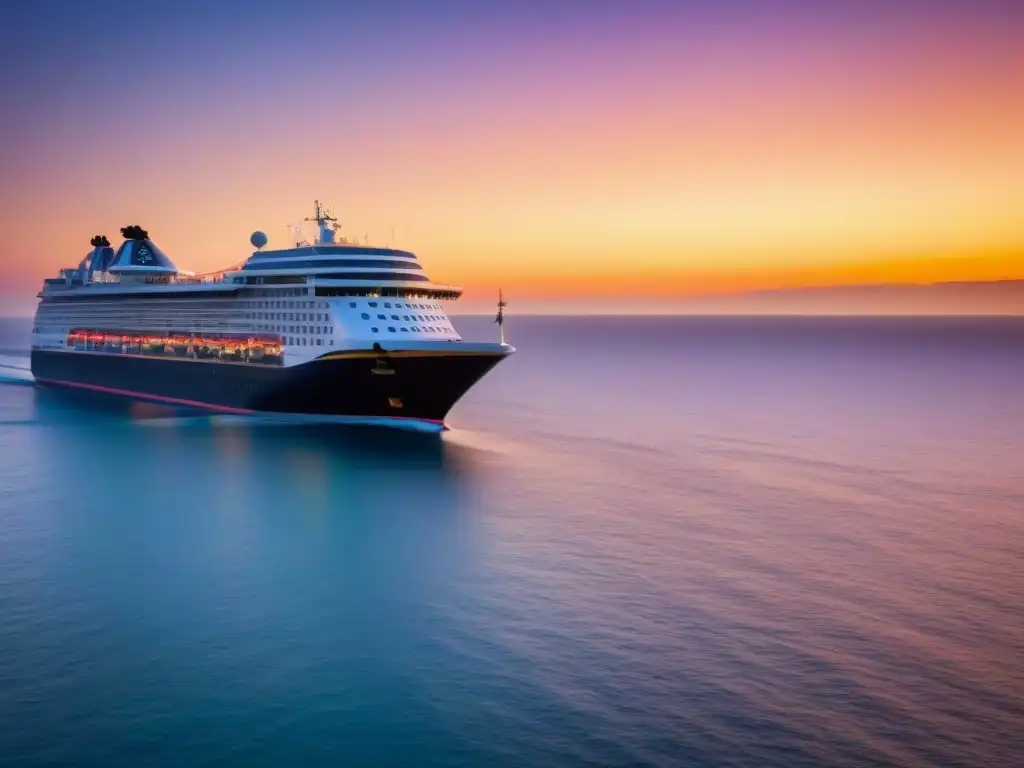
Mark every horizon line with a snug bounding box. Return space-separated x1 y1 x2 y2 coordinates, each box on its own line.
3 311 1024 321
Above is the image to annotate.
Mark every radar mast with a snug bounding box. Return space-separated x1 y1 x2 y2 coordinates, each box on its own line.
305 200 340 244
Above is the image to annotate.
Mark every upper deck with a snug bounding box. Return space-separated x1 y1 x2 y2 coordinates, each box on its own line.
39 205 462 303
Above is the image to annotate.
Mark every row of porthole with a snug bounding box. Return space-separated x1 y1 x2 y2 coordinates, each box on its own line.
286 337 333 347
361 312 447 324
257 324 330 335
248 311 329 322
245 288 312 299
348 300 441 311
370 327 443 334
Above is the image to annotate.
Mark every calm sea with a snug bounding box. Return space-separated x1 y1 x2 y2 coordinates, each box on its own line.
1 316 1022 767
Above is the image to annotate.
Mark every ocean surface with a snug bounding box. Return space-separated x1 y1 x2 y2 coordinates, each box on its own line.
0 315 1022 767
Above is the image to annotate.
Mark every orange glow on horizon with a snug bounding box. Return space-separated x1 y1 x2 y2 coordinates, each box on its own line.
2 7 1022 313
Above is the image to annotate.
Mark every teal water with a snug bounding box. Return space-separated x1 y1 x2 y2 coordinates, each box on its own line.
1 316 1022 767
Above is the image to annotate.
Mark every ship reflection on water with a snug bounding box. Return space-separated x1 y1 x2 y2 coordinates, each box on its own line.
33 385 469 474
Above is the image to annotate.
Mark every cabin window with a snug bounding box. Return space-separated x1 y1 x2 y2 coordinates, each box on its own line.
391 315 399 320
388 327 396 332
378 314 386 320
369 302 378 308
361 313 369 320
400 327 408 332
371 327 379 333
384 302 391 308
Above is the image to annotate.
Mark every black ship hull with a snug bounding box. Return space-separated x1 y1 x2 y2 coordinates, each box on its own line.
31 347 509 429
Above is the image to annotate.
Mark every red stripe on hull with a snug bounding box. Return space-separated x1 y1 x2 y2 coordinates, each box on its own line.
34 376 447 426
35 377 256 414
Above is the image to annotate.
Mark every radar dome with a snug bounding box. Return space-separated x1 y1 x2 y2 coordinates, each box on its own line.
250 231 268 250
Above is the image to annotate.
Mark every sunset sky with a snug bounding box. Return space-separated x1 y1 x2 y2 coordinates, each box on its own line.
1 0 1022 313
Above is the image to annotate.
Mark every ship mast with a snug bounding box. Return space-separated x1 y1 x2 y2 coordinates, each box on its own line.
305 200 339 244
495 289 507 344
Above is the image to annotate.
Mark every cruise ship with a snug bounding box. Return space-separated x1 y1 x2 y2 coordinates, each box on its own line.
30 203 513 430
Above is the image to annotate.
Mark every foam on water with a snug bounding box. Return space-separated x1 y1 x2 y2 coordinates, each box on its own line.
0 356 34 385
